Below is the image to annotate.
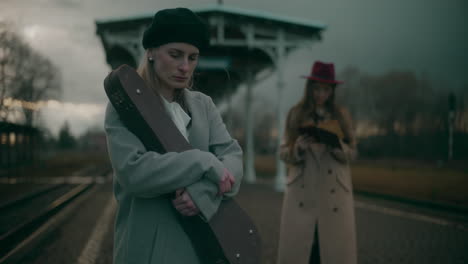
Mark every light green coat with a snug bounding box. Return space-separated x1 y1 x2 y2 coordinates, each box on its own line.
104 89 243 264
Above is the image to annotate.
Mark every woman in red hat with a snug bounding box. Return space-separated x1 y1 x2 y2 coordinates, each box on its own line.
277 61 357 264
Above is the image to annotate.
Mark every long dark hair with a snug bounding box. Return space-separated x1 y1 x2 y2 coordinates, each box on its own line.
284 80 339 151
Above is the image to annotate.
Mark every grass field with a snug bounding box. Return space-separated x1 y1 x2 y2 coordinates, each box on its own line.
3 151 467 208
254 155 468 208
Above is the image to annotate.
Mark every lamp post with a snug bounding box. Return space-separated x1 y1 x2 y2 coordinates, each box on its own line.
448 92 456 161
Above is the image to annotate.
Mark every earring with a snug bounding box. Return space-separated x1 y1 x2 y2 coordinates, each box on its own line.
148 57 154 63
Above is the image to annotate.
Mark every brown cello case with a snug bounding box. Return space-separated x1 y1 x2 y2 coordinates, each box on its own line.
104 64 261 264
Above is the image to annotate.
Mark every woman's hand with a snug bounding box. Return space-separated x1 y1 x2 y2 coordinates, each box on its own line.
218 168 235 196
172 189 200 216
295 135 317 153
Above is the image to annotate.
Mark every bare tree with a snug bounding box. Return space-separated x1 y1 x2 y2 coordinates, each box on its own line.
337 66 468 158
0 22 28 121
13 52 61 126
0 22 61 126
339 67 444 135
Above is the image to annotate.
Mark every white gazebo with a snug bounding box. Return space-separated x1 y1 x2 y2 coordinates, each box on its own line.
95 4 326 191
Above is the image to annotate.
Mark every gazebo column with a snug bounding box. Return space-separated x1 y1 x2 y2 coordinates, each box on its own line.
274 29 287 192
244 69 256 183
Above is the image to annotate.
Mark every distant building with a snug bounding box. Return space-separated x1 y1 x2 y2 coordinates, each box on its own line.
0 121 39 171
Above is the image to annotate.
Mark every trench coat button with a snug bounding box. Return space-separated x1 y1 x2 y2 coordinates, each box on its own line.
333 207 338 212
328 169 333 174
330 188 335 193
299 202 304 208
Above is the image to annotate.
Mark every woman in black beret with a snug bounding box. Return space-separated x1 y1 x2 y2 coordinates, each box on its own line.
104 7 243 264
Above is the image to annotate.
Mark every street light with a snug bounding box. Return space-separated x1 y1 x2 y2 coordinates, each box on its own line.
448 92 456 160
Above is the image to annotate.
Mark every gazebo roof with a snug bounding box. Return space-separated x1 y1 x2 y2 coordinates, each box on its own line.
194 5 326 32
94 5 326 102
95 5 326 35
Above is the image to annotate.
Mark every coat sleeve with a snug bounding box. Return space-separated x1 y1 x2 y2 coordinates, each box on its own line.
186 95 244 221
104 103 224 198
330 107 358 163
279 143 305 165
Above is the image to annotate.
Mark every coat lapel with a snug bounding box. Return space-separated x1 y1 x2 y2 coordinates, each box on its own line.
183 90 205 150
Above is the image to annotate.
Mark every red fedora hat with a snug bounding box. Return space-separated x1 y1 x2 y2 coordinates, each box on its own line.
301 61 343 84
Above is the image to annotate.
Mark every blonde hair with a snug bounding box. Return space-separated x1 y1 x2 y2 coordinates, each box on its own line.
137 49 158 91
137 49 190 111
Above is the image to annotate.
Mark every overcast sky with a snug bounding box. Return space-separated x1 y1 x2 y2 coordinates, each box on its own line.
1 0 467 136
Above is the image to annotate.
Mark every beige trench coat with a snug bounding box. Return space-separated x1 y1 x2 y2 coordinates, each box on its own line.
277 107 357 264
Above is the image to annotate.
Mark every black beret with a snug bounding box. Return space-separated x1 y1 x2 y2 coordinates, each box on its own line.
142 8 210 51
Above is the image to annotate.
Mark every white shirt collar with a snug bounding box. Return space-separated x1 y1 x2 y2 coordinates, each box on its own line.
160 95 191 141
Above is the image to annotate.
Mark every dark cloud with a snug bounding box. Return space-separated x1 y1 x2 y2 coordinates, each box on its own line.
1 0 466 134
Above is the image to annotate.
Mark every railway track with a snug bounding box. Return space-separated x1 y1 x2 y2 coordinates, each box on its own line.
0 165 111 264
